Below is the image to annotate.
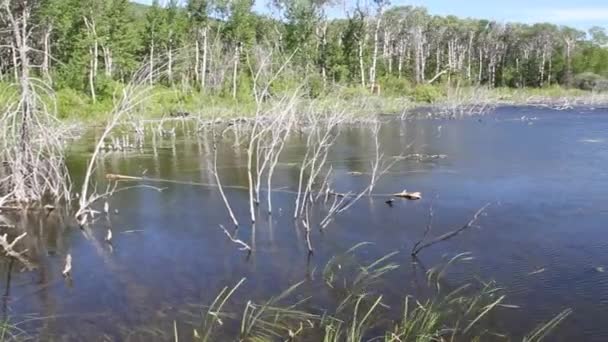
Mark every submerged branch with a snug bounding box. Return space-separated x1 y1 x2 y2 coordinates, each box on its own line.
412 203 491 256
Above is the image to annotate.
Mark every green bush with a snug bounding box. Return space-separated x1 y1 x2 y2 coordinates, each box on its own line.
307 74 325 98
95 76 125 100
574 72 608 91
379 76 411 97
410 84 443 103
336 85 371 99
56 88 88 119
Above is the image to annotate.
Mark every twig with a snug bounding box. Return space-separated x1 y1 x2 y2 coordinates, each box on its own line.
213 136 239 228
219 225 251 253
0 232 33 270
411 204 433 254
411 203 491 256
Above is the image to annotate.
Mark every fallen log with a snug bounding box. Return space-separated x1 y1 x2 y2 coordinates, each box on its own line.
393 190 422 200
105 174 143 181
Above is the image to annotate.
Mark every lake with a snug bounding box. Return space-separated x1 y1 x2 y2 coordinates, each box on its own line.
3 106 608 341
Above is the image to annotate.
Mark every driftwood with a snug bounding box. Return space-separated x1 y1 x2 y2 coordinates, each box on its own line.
393 190 422 200
105 174 142 181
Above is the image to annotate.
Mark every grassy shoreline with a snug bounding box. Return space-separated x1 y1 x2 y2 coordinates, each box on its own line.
52 85 608 124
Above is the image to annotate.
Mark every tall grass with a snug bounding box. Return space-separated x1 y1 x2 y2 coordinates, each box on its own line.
185 245 571 342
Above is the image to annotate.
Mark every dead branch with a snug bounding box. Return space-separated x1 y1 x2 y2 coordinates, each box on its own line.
75 63 164 224
219 225 251 253
213 136 239 228
411 204 433 254
302 203 314 254
411 203 491 256
0 232 33 270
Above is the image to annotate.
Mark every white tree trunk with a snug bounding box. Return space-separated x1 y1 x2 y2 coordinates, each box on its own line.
358 37 365 87
43 26 52 83
232 44 239 99
149 40 155 85
369 16 382 90
194 38 200 85
201 26 208 90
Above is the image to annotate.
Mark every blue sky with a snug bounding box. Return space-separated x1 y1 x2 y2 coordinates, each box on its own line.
133 0 608 29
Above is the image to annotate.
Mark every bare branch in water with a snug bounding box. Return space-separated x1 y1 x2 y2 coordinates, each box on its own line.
219 225 251 253
302 203 314 254
411 204 434 255
212 135 239 228
412 203 491 256
0 232 33 270
75 62 165 225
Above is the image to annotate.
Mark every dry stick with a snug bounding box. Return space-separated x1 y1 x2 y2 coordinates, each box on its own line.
368 120 382 195
411 203 491 256
246 119 263 224
254 109 287 205
266 110 295 215
219 225 251 253
293 133 314 219
296 110 345 218
0 232 33 270
303 115 342 206
76 64 161 223
212 137 239 228
320 190 352 230
411 204 434 254
302 203 314 254
315 165 333 202
337 156 400 214
245 50 299 222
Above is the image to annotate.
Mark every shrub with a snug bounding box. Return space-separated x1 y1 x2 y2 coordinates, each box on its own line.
410 84 443 103
379 76 411 97
574 72 608 91
56 88 88 119
307 74 325 98
336 85 371 99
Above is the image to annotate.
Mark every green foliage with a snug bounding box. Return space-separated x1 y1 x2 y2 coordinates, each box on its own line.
180 245 569 341
56 88 88 119
410 84 444 103
573 72 608 91
10 0 608 122
307 73 326 98
378 76 411 97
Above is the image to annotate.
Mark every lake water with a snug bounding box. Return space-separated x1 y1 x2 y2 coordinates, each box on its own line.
3 106 608 341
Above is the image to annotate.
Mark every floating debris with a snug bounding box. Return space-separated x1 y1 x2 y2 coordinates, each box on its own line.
348 171 364 176
385 198 394 207
580 138 604 144
393 190 422 200
394 154 447 162
105 229 113 243
595 266 605 273
527 268 546 276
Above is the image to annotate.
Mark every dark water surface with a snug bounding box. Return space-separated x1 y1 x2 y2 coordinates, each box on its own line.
4 106 608 341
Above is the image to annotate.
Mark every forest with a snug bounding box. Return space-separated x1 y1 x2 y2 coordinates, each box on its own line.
1 0 608 119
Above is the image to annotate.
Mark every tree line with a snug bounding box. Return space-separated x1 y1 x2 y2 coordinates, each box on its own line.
2 0 608 104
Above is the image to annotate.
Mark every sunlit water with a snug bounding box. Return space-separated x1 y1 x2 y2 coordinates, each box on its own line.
3 106 608 341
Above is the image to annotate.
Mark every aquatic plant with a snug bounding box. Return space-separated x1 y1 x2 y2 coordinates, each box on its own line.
185 245 570 341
